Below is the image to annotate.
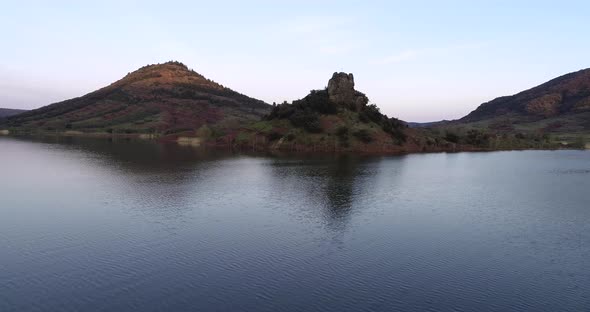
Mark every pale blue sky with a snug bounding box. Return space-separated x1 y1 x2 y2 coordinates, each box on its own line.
1 0 589 121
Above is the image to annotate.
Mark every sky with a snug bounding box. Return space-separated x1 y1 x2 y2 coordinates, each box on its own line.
1 0 589 122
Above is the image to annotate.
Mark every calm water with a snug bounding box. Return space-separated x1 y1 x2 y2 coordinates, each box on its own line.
1 136 589 312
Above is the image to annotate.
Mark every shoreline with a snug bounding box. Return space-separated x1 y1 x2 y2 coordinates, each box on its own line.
1 130 585 156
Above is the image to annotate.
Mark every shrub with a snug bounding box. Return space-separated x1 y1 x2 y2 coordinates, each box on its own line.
336 126 350 147
267 131 282 141
358 112 369 123
445 131 460 143
251 121 273 133
293 90 337 114
267 103 295 119
359 104 382 124
289 109 322 133
336 126 349 137
382 118 407 144
235 132 251 144
353 129 373 143
464 129 490 147
266 89 337 121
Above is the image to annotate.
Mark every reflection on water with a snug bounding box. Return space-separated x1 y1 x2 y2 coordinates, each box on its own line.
1 136 590 312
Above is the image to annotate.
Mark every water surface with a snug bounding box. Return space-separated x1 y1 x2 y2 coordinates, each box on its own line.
1 136 589 311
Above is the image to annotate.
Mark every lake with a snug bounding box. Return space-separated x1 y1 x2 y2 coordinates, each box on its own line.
1 136 589 311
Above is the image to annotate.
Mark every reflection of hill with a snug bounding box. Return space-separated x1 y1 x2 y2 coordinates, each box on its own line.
7 136 239 222
6 136 387 233
17 135 236 176
12 136 234 172
267 155 380 232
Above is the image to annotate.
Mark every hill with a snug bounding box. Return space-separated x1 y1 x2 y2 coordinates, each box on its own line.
1 61 271 135
227 73 461 153
460 68 590 132
463 68 590 122
0 108 27 118
431 68 590 148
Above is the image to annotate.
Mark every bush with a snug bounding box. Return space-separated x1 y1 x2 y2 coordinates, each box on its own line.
382 118 407 144
336 126 349 137
293 90 337 114
464 129 490 147
267 131 282 141
359 104 382 124
289 109 322 133
336 126 350 147
235 132 251 144
266 89 337 121
251 121 273 133
267 103 295 119
353 129 373 143
358 112 370 123
571 136 587 149
445 131 460 143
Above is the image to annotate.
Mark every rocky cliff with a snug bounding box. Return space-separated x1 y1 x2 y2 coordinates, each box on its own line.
327 73 369 112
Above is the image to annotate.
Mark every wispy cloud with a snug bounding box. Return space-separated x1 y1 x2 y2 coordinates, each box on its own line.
374 42 489 65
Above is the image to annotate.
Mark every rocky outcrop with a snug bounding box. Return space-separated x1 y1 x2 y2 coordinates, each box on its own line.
327 72 368 112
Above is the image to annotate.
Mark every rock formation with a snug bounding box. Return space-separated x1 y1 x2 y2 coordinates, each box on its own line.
327 72 368 112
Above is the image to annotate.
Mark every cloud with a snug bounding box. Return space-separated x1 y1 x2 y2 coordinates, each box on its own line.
374 42 489 65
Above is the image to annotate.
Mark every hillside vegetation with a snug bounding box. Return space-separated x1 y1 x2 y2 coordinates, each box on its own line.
2 62 586 152
2 62 270 135
434 68 590 148
226 73 464 153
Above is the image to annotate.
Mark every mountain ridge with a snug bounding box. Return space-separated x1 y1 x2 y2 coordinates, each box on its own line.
461 68 590 122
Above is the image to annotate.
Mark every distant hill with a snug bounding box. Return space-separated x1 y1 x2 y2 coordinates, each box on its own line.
0 108 27 118
407 121 449 128
427 68 590 148
2 61 270 134
460 68 590 132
